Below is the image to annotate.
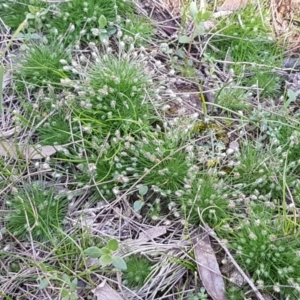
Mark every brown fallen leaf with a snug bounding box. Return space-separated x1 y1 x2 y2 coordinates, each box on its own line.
92 281 125 300
138 226 167 242
217 0 248 11
193 234 227 300
0 141 58 160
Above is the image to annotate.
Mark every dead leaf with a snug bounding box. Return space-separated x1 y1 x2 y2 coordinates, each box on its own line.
92 281 125 300
0 141 58 160
25 145 57 159
217 0 248 11
271 0 300 54
193 234 227 300
159 0 181 16
138 226 167 242
229 140 239 151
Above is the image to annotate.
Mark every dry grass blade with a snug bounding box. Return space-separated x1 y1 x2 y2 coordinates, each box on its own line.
0 65 4 115
193 234 227 300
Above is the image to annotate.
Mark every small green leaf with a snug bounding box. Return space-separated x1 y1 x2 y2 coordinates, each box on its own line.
178 36 191 44
30 33 41 40
189 1 198 19
101 247 111 255
38 278 49 290
112 257 127 270
100 254 113 266
139 185 148 196
28 5 39 14
98 15 107 29
134 200 144 212
70 292 78 300
71 278 78 290
176 49 186 58
99 33 108 44
107 26 117 36
198 11 211 21
62 274 70 284
287 89 300 105
26 13 36 19
193 24 205 37
107 239 118 251
61 288 69 297
84 246 102 258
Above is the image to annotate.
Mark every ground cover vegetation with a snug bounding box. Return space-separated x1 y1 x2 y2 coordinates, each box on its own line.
1 0 300 299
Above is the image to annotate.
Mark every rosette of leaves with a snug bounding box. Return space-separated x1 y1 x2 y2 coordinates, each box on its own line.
84 239 126 270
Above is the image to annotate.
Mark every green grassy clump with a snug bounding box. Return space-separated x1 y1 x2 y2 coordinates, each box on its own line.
37 113 74 146
179 175 232 228
73 51 155 137
123 255 153 288
228 215 300 298
216 86 250 112
5 183 68 241
121 15 154 46
14 38 73 91
47 0 134 42
0 0 134 39
0 0 48 30
209 4 283 98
